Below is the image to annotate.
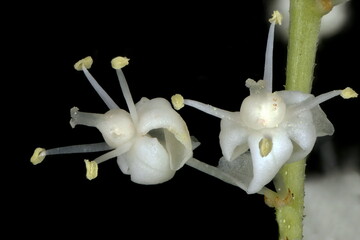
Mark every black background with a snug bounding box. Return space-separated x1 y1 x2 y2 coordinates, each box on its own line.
4 1 359 238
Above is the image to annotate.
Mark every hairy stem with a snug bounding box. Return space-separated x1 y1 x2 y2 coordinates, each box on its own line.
276 0 332 239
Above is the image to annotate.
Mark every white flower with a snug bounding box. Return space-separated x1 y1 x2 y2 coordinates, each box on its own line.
173 11 357 194
31 56 193 184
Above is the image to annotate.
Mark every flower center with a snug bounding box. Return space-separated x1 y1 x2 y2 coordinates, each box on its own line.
239 92 286 130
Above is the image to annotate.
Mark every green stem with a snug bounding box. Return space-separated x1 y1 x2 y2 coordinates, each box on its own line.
275 0 332 239
285 0 326 93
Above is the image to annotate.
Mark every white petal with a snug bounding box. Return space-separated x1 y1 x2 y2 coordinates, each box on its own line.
122 136 176 184
247 129 293 194
136 97 193 170
278 90 334 137
282 110 317 163
218 153 253 192
117 155 130 175
276 90 312 105
219 118 249 161
311 105 334 137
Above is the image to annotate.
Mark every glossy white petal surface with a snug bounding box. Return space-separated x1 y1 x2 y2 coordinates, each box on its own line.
123 136 176 184
282 109 317 163
247 129 293 193
136 97 193 170
219 118 249 161
310 105 334 137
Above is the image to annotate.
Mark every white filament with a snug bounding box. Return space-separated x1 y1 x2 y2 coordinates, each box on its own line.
289 90 342 117
115 68 138 124
93 145 130 164
264 22 275 93
45 142 113 156
183 99 236 121
82 65 119 109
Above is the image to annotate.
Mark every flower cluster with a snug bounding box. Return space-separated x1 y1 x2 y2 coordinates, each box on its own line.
31 11 357 193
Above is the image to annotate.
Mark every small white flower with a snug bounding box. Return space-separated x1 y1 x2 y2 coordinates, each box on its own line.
173 11 357 194
31 56 193 184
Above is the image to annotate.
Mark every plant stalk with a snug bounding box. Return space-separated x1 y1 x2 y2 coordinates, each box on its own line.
275 0 332 239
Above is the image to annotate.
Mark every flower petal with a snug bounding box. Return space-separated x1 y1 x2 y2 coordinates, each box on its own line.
278 90 334 136
278 91 334 162
136 97 193 170
311 105 334 137
117 155 130 175
283 110 317 162
120 135 176 184
219 118 249 161
218 153 253 192
247 129 293 194
277 90 312 105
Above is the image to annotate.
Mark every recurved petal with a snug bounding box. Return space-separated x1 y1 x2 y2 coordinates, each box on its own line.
136 97 193 170
247 129 293 194
117 155 130 175
311 105 334 137
282 109 317 163
124 135 176 184
278 90 334 137
219 118 249 161
218 153 253 193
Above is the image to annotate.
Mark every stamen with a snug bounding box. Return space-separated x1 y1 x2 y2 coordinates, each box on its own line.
269 10 283 25
340 87 358 99
74 56 93 70
45 142 112 155
81 65 119 109
263 21 275 93
74 57 119 109
30 143 113 165
182 99 237 121
92 146 130 164
84 160 98 180
259 137 273 157
111 56 129 69
30 147 46 165
289 87 357 117
111 57 138 123
263 11 282 93
171 94 185 110
70 107 104 128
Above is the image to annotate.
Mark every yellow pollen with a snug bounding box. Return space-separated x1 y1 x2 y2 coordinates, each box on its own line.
171 94 185 110
340 87 358 99
259 137 273 157
84 160 98 180
30 147 46 165
111 57 130 69
74 56 93 71
269 10 283 25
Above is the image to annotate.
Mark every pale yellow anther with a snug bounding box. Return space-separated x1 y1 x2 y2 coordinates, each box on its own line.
171 94 185 110
111 57 130 69
269 10 283 25
340 87 358 99
74 56 93 71
84 159 98 180
259 137 273 157
30 147 46 165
